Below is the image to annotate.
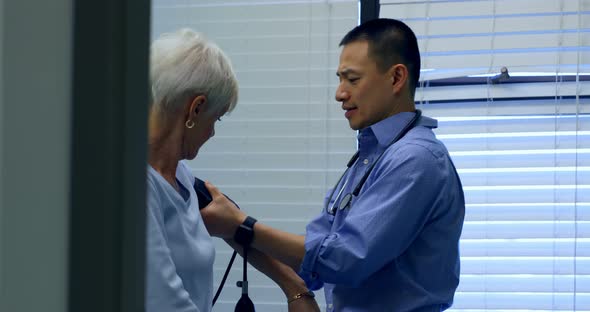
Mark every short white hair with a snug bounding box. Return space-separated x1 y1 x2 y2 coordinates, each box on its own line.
150 28 238 116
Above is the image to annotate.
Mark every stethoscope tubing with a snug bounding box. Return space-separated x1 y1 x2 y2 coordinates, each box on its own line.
325 110 422 215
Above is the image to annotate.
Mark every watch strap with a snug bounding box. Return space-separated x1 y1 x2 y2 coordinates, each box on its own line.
234 216 257 246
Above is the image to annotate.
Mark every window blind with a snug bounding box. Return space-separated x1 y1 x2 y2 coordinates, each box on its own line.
381 0 590 311
151 1 359 310
382 0 590 81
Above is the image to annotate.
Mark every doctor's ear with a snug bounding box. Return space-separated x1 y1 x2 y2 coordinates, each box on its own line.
388 64 408 93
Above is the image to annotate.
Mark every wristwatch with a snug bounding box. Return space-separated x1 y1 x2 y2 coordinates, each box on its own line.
234 216 257 246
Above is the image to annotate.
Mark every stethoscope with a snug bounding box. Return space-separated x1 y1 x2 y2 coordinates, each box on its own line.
325 110 422 215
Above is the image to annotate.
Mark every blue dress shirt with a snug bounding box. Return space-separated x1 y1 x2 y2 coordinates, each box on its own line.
300 112 465 312
146 161 216 312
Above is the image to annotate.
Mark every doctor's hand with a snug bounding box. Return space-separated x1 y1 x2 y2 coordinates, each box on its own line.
200 181 247 239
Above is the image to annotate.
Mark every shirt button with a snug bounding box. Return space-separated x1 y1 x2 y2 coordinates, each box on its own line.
363 158 369 165
328 303 334 310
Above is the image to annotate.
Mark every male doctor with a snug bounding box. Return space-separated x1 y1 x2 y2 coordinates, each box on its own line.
201 18 465 312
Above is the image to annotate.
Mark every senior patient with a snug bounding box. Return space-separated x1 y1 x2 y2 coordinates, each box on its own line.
146 28 319 312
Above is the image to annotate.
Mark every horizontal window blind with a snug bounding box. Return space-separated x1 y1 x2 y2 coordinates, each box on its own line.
419 98 590 311
382 0 590 81
383 0 590 311
151 1 358 311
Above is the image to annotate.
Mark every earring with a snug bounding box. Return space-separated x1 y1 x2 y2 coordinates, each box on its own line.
185 120 195 129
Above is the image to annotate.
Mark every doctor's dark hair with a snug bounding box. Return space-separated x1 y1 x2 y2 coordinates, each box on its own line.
340 18 421 98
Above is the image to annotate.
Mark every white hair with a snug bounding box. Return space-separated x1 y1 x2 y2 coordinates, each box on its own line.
150 28 238 116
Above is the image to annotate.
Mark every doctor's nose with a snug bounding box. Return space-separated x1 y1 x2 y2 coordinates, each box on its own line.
335 87 349 102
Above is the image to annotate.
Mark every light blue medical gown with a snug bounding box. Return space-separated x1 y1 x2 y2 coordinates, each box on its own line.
146 161 215 312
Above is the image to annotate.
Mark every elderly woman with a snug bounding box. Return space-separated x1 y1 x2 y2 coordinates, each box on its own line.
146 29 319 312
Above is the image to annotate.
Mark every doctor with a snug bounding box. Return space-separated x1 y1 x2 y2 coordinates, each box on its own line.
201 18 465 312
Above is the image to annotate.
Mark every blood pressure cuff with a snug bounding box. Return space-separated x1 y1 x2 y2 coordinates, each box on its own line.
193 177 239 210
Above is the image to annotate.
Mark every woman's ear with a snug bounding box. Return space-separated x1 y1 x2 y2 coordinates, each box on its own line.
188 95 207 118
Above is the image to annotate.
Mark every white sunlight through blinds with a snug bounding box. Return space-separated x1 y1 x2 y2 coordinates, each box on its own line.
382 0 590 311
383 0 590 81
151 1 358 311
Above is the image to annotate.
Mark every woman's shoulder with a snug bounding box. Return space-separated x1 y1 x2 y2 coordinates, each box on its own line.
176 160 196 185
146 165 167 190
174 160 189 175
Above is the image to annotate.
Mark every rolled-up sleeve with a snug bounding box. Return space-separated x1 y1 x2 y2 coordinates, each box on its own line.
298 186 339 290
300 144 446 287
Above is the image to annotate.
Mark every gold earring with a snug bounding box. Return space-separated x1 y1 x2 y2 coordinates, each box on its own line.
185 120 195 129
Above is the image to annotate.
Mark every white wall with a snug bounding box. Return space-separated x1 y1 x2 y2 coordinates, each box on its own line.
0 0 72 311
151 1 358 311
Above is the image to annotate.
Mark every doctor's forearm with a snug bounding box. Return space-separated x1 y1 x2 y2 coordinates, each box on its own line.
224 238 307 298
251 222 306 271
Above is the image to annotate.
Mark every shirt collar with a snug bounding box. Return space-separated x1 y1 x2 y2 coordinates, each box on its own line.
359 111 438 147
